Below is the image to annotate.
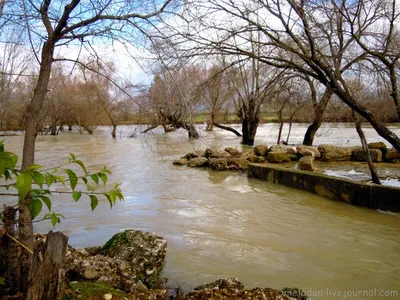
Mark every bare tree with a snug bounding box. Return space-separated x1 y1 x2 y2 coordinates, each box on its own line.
174 0 400 151
2 0 173 293
343 0 400 121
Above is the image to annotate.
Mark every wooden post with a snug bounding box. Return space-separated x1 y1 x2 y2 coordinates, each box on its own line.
26 231 68 300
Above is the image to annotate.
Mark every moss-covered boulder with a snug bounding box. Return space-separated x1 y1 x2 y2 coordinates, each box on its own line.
318 144 353 162
187 157 208 168
182 152 199 160
102 230 167 289
298 156 314 171
227 158 249 171
269 144 297 155
267 151 291 163
386 149 400 162
205 148 231 159
254 144 269 157
172 158 188 166
297 145 320 158
368 142 387 158
224 147 241 157
209 158 228 171
351 148 383 162
248 155 266 163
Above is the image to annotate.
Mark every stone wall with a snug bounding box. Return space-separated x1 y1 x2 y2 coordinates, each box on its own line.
248 163 400 212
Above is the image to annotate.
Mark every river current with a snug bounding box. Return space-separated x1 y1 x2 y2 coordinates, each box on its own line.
1 123 400 299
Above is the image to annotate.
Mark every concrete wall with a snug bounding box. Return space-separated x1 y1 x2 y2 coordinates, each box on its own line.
248 163 400 212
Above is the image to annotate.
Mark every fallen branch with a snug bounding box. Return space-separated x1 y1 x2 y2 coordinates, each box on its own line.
213 123 242 137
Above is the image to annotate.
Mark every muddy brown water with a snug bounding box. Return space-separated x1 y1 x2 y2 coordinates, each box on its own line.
1 123 400 299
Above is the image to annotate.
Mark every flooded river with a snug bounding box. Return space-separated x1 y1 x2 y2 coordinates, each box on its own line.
1 123 400 299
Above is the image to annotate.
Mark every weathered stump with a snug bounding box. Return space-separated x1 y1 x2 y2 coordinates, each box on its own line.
26 231 68 300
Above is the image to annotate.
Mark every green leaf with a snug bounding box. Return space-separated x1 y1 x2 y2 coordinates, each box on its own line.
27 164 42 171
0 276 5 285
69 153 76 161
45 173 56 187
116 190 124 201
31 171 45 188
4 169 11 180
29 198 42 220
54 175 65 186
108 190 117 204
15 172 32 199
86 183 96 192
75 160 87 174
0 152 18 170
104 193 113 208
72 191 82 202
0 159 6 176
89 195 98 211
40 196 51 211
82 177 88 184
91 174 99 185
98 172 107 185
65 169 78 191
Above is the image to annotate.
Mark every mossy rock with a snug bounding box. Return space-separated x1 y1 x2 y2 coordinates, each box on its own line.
254 145 269 157
267 151 291 163
63 281 126 300
102 230 167 289
351 149 382 162
368 142 387 157
224 147 240 157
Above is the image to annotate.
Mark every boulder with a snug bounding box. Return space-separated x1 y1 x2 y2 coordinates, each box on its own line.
368 142 388 157
267 151 291 163
187 157 208 168
351 149 383 162
248 155 266 163
297 145 320 158
101 230 167 289
186 277 293 300
65 247 137 292
298 156 314 171
182 152 198 160
172 158 188 166
224 147 240 157
386 149 400 162
269 144 297 155
209 158 228 171
227 158 249 171
318 144 353 162
254 145 269 157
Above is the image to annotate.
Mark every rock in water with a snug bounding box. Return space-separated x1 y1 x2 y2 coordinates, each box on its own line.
351 149 382 162
209 158 228 171
297 145 320 158
102 230 167 289
318 144 353 162
254 144 269 157
298 156 314 171
225 147 240 157
187 157 208 168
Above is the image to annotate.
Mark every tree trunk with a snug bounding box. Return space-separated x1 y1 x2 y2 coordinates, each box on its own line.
213 122 242 136
111 122 117 139
303 86 333 145
277 111 283 144
2 206 19 295
241 118 258 146
389 65 400 121
26 231 68 300
286 118 293 144
354 115 381 185
331 79 400 152
20 39 55 293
